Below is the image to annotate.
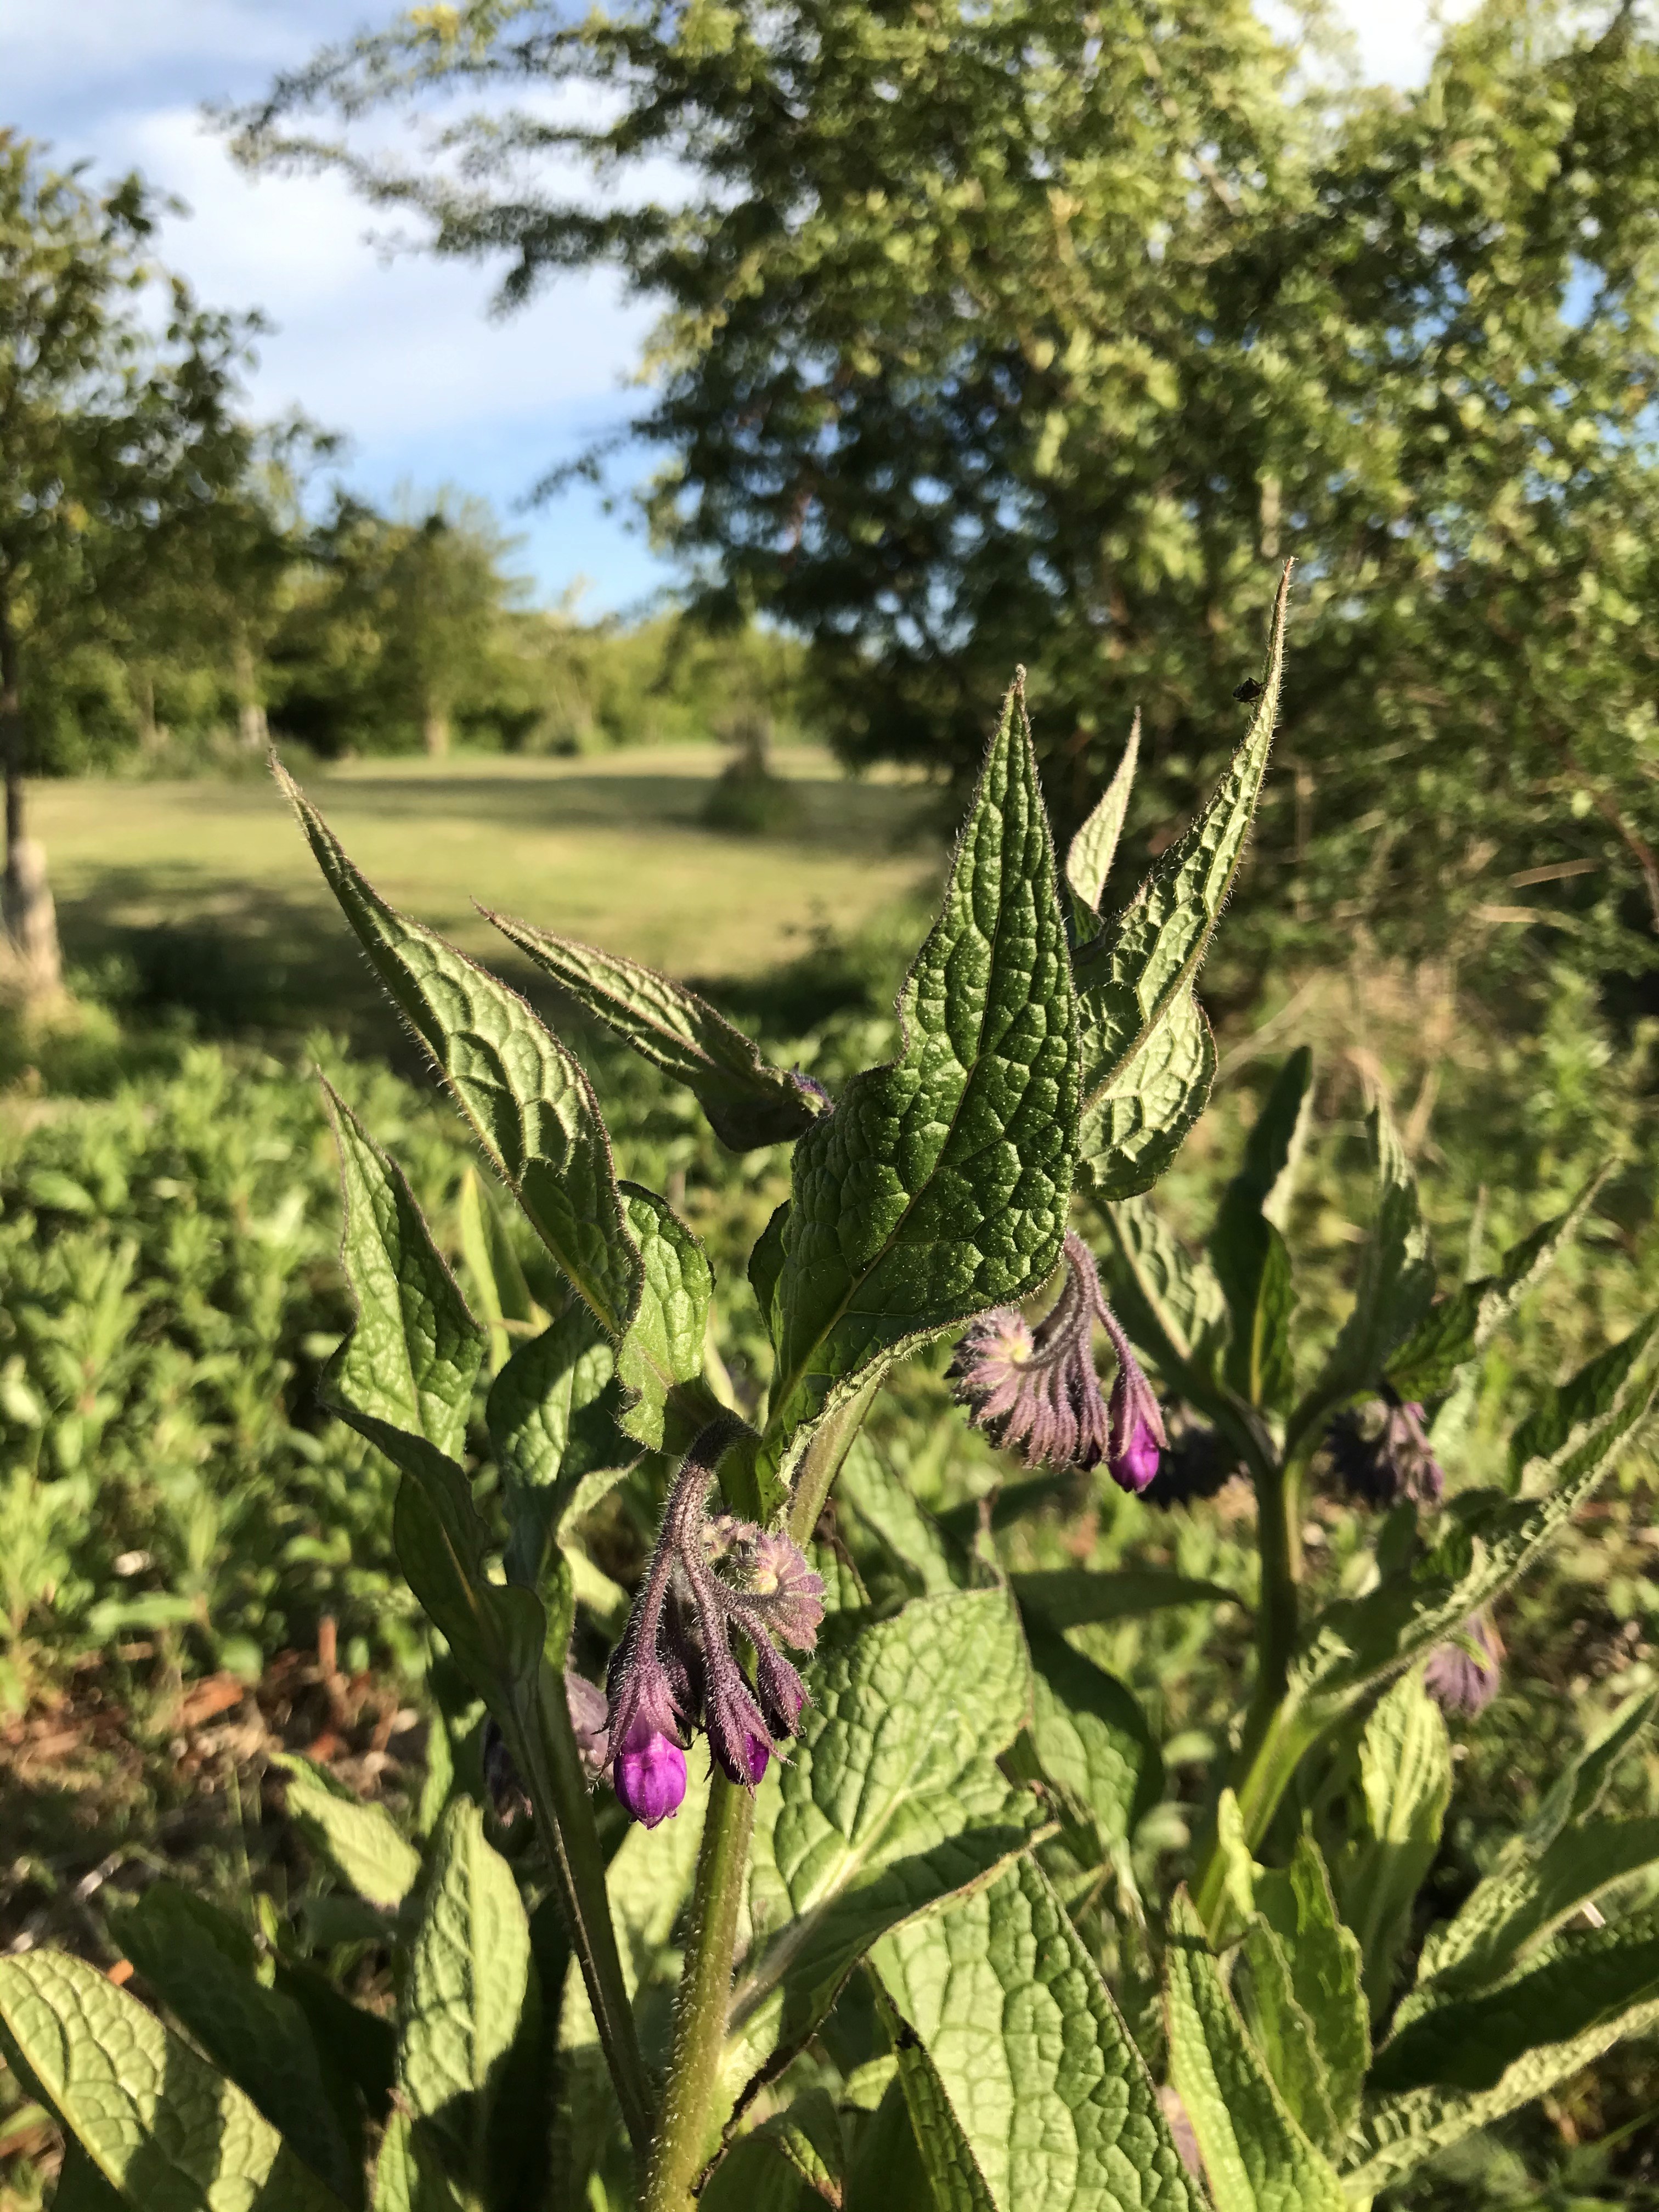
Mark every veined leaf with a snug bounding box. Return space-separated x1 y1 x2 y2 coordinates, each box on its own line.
759 675 1079 1517
1404 1815 1659 2021
456 1167 538 1376
1097 1198 1230 1410
1066 711 1140 928
321 1085 483 1467
399 1799 531 2188
278 765 640 1335
1387 1167 1608 1402
483 913 821 1152
1009 1616 1162 1865
1211 1049 1313 1411
486 1302 629 1590
1509 1314 1659 1489
0 1948 347 2211
728 1589 1035 2084
1255 1836 1368 2140
614 1182 715 1451
1074 567 1290 1199
371 2113 465 2211
114 1883 360 2207
1078 990 1217 1205
872 1980 998 2212
1295 1340 1659 1712
874 1856 1204 2212
275 1755 422 1911
1524 1685 1659 1853
1164 1888 1347 2212
835 1433 958 1596
1237 1916 1341 2154
1012 1566 1244 1629
1331 1673 1452 2018
1291 1095 1434 1450
1369 1901 1659 2097
701 2089 845 2212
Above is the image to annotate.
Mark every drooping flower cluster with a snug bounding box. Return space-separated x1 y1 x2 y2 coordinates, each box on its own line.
1324 1392 1445 1509
1424 1611 1504 1717
948 1231 1166 1493
603 1416 826 1828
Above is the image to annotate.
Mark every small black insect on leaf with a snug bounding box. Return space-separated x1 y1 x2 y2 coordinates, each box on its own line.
1233 677 1265 703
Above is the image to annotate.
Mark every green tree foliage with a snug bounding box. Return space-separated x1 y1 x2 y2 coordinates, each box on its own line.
235 0 1659 988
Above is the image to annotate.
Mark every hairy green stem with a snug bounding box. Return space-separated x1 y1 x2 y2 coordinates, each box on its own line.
511 1666 655 2157
641 1774 756 2212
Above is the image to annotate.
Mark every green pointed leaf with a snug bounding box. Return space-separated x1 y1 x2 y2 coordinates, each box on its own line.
1211 1049 1313 1411
483 914 821 1151
759 677 1080 1515
1296 1340 1659 1711
1386 1169 1609 1402
391 1476 546 1712
1371 1901 1659 2098
614 1182 716 1450
1074 568 1289 1198
1009 1616 1162 1865
321 1085 484 1466
114 1884 361 2207
729 1590 1036 2079
1509 1315 1659 1487
370 2113 464 2212
1097 1198 1230 1410
1406 1815 1659 2020
1255 1836 1369 2139
399 1799 531 2187
835 1434 958 1596
1331 1674 1452 2018
872 1979 997 2212
456 1167 537 1376
0 1948 347 2211
275 1754 422 1910
1237 1917 1341 2154
1164 1888 1347 2212
278 764 640 1334
748 1199 789 1347
1012 1567 1244 1630
702 2089 844 2212
1292 1095 1435 1449
1525 1685 1659 1852
873 1855 1205 2212
487 1304 630 1589
1066 712 1140 926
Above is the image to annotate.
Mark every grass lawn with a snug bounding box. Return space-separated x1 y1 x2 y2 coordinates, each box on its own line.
27 745 942 1037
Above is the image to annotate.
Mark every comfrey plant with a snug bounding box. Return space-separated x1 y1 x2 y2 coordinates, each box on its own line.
3 562 1657 2212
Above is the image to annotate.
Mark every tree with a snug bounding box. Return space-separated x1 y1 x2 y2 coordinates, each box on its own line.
0 133 256 994
234 0 1659 998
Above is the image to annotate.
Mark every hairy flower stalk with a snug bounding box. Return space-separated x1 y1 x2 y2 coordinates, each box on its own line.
949 1230 1166 1492
605 1416 825 1827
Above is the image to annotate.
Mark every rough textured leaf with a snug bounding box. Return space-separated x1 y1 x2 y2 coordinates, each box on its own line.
1295 1096 1435 1445
1210 1049 1313 1411
1295 1351 1659 1711
730 1590 1035 2074
1509 1316 1659 1488
399 1799 531 2185
703 2089 844 2211
1255 1836 1368 2139
0 1948 346 2211
1386 1169 1607 1402
1525 1686 1659 1852
483 913 821 1151
1079 990 1216 1205
1074 568 1289 1197
455 1167 537 1376
275 1756 422 1910
1011 1617 1162 1865
1097 1199 1229 1408
486 1303 629 1589
1066 712 1140 926
391 1476 546 1708
1370 1903 1659 2097
1332 1674 1452 2018
874 1855 1205 2212
278 765 640 1333
759 678 1079 1513
1237 1917 1340 2154
1012 1567 1243 1630
873 1980 998 2212
114 1884 360 2208
835 1433 958 1596
370 2114 464 2212
1164 1888 1347 2212
321 1086 484 1466
1402 1816 1659 2023
614 1182 715 1449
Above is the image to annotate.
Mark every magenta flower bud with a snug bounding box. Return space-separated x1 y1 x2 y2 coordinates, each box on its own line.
1100 1304 1167 1495
612 1714 688 1827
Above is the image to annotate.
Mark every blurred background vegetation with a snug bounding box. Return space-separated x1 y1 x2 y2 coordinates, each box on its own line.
5 0 1659 2202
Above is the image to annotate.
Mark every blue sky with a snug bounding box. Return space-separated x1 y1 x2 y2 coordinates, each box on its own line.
2 0 1453 613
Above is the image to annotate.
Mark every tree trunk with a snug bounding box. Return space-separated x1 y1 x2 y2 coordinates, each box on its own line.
234 635 268 750
423 707 451 759
0 588 61 1001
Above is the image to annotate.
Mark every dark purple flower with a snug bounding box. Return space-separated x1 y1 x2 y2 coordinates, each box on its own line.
949 1232 1166 1490
1141 1419 1240 1508
1424 1612 1503 1718
602 1414 822 1821
1325 1395 1444 1509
